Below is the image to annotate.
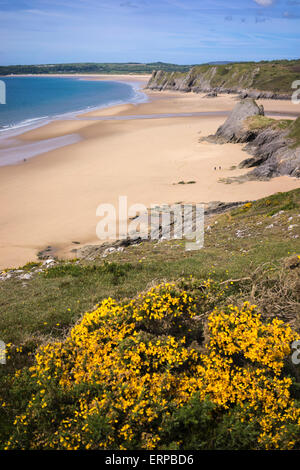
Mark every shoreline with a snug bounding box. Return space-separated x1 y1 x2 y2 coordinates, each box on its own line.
2 73 150 78
0 75 150 146
0 83 299 269
0 73 151 84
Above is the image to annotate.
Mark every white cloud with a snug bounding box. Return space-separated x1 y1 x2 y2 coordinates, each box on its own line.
254 0 274 6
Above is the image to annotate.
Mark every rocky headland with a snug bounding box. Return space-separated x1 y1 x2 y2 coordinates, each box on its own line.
203 98 300 181
146 61 300 100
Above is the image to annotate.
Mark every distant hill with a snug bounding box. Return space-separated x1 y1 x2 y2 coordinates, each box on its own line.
0 62 191 76
204 61 234 65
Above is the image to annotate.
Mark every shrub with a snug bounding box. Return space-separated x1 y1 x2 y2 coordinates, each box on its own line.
4 282 300 450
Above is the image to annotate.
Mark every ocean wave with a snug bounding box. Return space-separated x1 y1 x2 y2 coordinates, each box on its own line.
0 116 50 137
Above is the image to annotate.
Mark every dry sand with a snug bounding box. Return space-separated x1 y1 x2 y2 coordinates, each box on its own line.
12 73 150 84
0 85 299 269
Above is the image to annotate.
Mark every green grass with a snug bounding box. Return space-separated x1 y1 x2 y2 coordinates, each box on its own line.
0 188 299 346
0 188 300 448
150 59 300 94
245 115 278 130
245 115 293 132
242 116 300 149
288 117 300 148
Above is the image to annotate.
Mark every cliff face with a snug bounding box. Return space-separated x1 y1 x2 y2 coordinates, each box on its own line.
238 124 300 180
210 98 264 143
204 99 300 180
146 61 300 99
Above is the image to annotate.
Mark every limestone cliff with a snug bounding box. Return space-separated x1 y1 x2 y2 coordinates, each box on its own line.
146 61 300 99
203 99 300 180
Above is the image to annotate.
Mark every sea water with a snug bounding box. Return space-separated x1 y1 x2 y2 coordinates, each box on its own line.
0 76 147 165
0 76 146 133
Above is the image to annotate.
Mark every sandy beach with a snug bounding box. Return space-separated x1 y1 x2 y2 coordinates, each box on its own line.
0 80 299 269
8 73 151 83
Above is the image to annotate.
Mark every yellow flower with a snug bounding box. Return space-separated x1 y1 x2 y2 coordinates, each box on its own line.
6 281 300 451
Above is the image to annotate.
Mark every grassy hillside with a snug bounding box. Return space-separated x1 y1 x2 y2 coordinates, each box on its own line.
2 59 299 93
0 189 300 449
199 59 300 93
147 59 300 95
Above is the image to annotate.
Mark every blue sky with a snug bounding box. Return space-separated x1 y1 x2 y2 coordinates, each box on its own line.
0 0 299 65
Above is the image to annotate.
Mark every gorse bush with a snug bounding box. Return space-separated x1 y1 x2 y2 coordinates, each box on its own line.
3 280 300 450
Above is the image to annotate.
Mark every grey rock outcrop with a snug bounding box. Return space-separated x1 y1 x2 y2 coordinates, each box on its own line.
204 98 300 180
239 129 300 180
74 201 247 260
146 67 292 100
205 99 264 144
239 90 291 100
204 91 218 98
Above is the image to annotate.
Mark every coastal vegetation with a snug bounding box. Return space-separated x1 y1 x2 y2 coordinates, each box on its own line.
146 59 300 96
0 62 191 76
0 189 300 449
245 115 300 149
1 0 299 453
244 115 300 140
245 115 293 132
1 59 300 99
288 117 300 148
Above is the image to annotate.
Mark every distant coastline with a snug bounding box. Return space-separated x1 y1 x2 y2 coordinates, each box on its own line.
0 73 151 82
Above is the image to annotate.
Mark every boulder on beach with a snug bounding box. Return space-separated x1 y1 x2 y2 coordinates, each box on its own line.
204 91 218 98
